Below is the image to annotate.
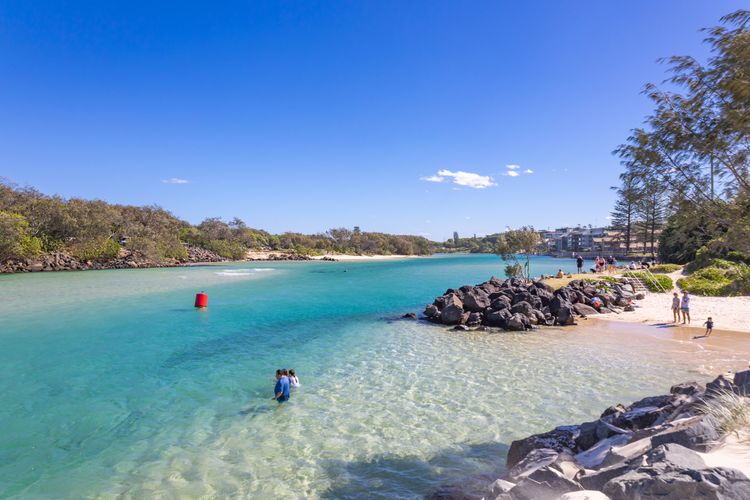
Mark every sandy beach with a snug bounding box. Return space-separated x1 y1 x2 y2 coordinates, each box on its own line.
593 269 750 334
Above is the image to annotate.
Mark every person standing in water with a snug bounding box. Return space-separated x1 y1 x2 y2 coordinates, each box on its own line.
272 369 291 402
289 368 300 388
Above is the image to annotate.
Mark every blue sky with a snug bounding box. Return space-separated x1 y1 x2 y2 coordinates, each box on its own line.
0 1 744 241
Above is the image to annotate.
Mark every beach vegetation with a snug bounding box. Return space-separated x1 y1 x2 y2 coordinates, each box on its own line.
649 263 681 273
677 259 750 296
698 389 750 438
622 271 673 292
69 237 121 261
0 211 43 260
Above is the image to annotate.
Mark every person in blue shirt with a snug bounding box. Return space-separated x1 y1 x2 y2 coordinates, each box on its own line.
272 368 291 403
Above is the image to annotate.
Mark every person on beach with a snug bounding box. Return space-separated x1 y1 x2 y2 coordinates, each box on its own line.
289 368 300 388
272 369 291 402
680 291 691 324
703 317 714 337
556 269 565 278
671 292 680 323
576 255 584 273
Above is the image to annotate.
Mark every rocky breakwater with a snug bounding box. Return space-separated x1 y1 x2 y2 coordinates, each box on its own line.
0 245 226 273
422 277 643 331
430 371 750 500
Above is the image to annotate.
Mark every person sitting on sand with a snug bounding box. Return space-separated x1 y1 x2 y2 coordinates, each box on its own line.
556 269 565 279
680 291 691 325
671 292 680 323
629 261 637 270
703 317 714 337
289 368 300 388
272 369 291 402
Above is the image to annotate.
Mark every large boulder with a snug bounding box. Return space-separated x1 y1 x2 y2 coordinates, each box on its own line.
424 304 440 319
511 301 536 318
706 374 739 395
486 308 511 328
650 417 721 452
670 382 704 396
733 370 750 395
491 296 512 310
555 303 576 326
507 313 528 331
573 303 599 316
463 289 491 312
507 426 578 468
440 294 465 325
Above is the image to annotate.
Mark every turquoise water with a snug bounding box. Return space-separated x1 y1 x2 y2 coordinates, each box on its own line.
0 254 737 498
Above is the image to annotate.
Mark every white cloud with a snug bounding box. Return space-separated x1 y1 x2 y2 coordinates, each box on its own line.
524 169 534 174
420 175 444 183
503 170 520 177
465 216 471 220
506 164 520 170
161 177 190 184
435 169 496 189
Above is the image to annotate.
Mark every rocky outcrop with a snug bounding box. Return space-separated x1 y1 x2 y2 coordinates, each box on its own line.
429 370 750 500
423 277 641 332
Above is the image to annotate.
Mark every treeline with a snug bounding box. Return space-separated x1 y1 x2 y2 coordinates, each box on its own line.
0 181 434 263
610 10 750 267
439 232 501 253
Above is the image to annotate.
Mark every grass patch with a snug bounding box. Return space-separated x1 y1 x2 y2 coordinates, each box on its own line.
622 271 673 292
698 389 750 439
649 263 682 273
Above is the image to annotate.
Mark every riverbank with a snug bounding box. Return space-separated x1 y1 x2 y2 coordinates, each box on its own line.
244 249 422 261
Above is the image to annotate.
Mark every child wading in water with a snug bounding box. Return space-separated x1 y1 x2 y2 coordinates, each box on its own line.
703 317 714 337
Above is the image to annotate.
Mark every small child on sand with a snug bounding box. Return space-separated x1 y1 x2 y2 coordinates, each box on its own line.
703 317 714 337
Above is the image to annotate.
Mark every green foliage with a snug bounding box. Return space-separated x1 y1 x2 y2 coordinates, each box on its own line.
0 211 41 260
69 238 121 261
649 264 681 273
496 227 541 280
623 271 673 292
677 259 750 296
205 239 247 260
504 263 523 279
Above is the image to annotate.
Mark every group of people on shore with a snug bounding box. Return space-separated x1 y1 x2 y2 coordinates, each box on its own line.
670 290 714 336
573 255 618 274
272 368 300 403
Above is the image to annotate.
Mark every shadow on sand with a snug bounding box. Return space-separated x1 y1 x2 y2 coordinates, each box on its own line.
318 441 509 499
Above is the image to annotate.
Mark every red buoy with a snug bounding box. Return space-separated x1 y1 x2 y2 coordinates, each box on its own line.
194 291 208 308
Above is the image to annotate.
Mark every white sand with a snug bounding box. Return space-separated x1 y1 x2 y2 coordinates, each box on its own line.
597 270 750 334
699 433 750 477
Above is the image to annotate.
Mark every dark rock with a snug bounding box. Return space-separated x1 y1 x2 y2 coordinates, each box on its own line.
507 427 578 468
424 304 440 319
511 301 535 318
507 448 559 481
466 312 482 326
635 292 646 300
485 308 511 328
490 296 511 310
509 472 582 500
573 303 599 316
453 325 470 331
555 303 576 326
733 370 750 395
506 313 527 331
608 466 750 500
402 312 417 319
623 304 635 312
440 294 464 325
651 418 721 452
706 374 739 396
670 382 704 396
463 289 491 312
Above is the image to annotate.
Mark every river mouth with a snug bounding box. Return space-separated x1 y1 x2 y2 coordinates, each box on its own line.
2 257 749 498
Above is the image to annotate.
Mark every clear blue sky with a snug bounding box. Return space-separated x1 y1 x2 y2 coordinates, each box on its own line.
0 1 744 241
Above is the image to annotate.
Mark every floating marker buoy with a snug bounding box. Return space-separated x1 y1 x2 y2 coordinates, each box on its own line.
194 291 208 308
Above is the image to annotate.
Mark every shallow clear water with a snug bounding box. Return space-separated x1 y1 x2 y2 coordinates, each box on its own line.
1 254 745 498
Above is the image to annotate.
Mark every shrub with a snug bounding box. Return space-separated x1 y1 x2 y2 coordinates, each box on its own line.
649 264 681 274
623 271 673 292
204 239 247 260
0 211 43 260
69 237 121 261
678 260 750 296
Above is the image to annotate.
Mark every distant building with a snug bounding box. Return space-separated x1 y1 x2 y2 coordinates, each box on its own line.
540 226 607 255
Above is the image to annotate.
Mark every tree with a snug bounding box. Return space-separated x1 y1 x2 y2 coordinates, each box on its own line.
495 227 540 280
610 174 639 255
453 231 459 245
614 10 750 255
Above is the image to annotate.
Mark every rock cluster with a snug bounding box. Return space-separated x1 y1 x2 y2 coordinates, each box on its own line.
247 253 315 261
423 277 642 331
429 371 750 500
0 245 227 273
